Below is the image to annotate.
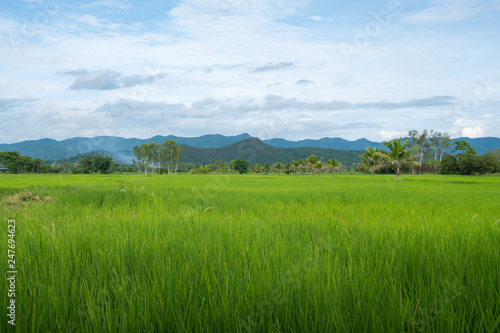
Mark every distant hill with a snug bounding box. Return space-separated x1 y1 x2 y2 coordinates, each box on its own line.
264 137 500 155
0 134 498 163
264 137 383 150
181 138 362 165
0 133 252 161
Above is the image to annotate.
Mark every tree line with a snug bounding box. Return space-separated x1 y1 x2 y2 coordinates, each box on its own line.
0 151 118 174
1 130 498 176
188 156 344 178
357 129 500 178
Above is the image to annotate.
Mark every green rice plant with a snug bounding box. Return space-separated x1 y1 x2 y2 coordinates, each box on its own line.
0 174 499 332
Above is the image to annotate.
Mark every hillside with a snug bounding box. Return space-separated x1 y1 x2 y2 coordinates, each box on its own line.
180 138 362 165
0 133 252 161
264 137 383 150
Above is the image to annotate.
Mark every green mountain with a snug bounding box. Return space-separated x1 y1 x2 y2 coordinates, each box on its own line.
263 137 383 150
0 133 252 161
180 138 362 165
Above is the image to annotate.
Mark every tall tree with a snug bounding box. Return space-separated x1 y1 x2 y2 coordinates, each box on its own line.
358 147 381 179
376 138 421 180
439 133 452 162
416 130 429 167
274 162 283 175
262 162 271 175
162 139 183 174
306 155 318 177
292 160 300 177
250 163 261 174
315 161 323 177
325 158 342 178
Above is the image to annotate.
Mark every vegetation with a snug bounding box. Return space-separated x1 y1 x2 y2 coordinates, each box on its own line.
375 138 422 180
325 158 342 178
132 139 184 175
72 154 115 174
0 151 45 174
180 138 362 166
230 158 249 174
0 174 498 332
1 129 499 177
357 147 381 179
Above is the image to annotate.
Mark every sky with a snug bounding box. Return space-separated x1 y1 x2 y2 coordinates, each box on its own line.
0 0 499 144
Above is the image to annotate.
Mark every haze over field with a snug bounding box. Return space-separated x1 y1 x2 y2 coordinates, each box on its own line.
0 0 499 143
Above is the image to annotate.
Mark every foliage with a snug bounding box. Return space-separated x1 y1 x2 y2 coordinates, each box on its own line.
0 151 47 174
376 138 421 179
274 161 283 175
132 139 184 175
357 147 381 179
325 158 342 178
230 158 249 174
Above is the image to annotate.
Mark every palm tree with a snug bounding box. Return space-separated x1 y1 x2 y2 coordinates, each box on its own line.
292 160 300 177
315 161 323 177
274 162 283 175
298 159 306 175
306 155 318 177
376 138 421 180
262 163 271 174
251 163 261 174
358 147 380 179
325 158 342 178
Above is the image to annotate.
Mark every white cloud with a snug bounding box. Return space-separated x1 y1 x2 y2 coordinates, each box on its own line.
72 14 125 30
453 118 486 138
405 0 484 23
378 130 407 141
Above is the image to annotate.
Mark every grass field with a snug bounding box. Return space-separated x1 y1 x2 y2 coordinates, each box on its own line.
1 173 499 332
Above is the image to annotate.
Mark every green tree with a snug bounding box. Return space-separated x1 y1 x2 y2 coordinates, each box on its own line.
358 147 381 179
274 162 283 175
452 140 477 175
376 138 421 180
315 161 323 177
474 151 498 174
439 133 452 162
230 158 249 174
325 158 342 178
162 139 184 174
292 160 300 176
262 163 271 174
306 155 318 177
440 155 459 174
250 163 261 174
92 154 114 174
79 157 93 174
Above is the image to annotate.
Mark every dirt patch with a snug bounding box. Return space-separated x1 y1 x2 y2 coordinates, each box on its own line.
0 192 51 208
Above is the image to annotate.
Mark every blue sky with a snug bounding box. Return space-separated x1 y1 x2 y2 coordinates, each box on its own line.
1 0 499 144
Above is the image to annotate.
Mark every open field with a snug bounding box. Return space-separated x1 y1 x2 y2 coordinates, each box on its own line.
1 173 499 332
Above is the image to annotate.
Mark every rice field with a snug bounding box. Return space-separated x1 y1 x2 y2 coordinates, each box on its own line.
1 173 499 332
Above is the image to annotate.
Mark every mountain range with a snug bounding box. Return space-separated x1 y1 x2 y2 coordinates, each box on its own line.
0 134 498 164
